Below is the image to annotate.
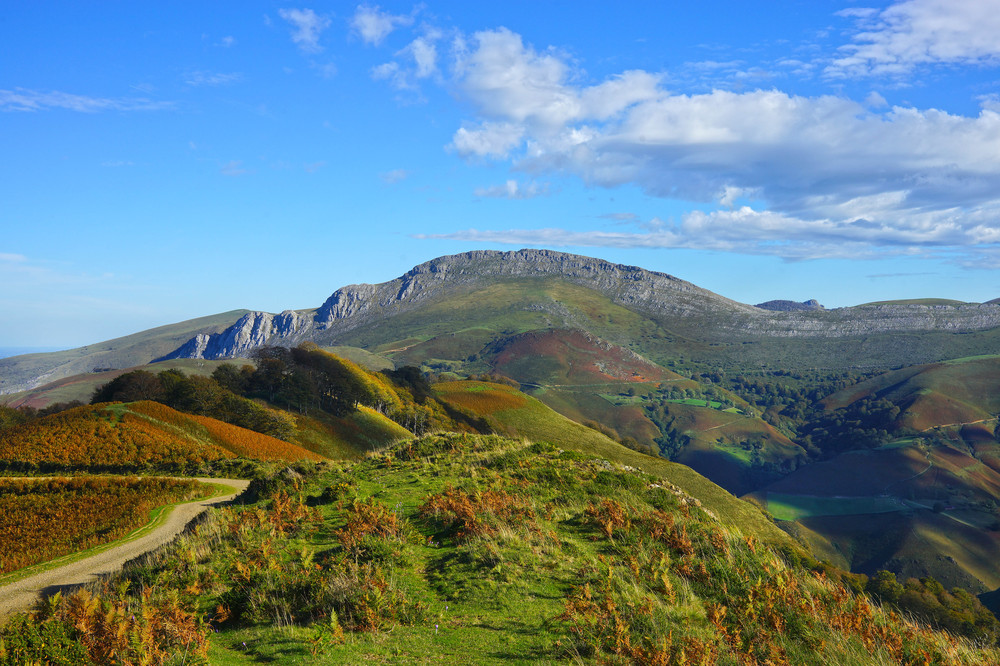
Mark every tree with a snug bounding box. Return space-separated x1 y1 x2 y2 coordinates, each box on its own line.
91 370 163 404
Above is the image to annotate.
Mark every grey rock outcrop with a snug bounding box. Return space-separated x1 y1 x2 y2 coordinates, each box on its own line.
156 310 309 361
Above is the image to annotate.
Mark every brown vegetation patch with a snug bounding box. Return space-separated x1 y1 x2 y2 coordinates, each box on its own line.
435 381 528 415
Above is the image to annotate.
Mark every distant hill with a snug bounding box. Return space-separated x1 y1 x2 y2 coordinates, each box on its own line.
745 355 1000 593
0 310 248 395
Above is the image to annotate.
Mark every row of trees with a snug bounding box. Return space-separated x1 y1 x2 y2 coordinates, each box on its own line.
88 343 491 440
92 368 294 440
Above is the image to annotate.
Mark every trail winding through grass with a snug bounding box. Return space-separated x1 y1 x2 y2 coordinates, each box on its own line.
0 477 248 621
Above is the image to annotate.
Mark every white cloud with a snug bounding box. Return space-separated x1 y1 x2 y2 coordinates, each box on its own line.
0 253 27 263
371 29 444 92
435 27 1000 260
219 36 236 48
473 180 549 199
450 121 524 158
829 0 1000 77
184 71 243 87
351 4 413 46
372 61 412 91
380 168 410 183
408 37 438 78
220 160 250 176
414 208 905 261
0 88 171 113
279 8 331 54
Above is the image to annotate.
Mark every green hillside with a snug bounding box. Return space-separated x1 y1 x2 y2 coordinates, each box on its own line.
4 432 997 665
434 380 797 548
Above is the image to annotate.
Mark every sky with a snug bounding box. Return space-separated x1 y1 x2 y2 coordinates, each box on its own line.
3 0 1000 349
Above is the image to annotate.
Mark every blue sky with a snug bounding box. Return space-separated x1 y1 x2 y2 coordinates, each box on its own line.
3 0 1000 348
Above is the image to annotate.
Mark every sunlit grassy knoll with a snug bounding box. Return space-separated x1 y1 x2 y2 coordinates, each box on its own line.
434 380 794 548
319 345 394 371
289 406 413 460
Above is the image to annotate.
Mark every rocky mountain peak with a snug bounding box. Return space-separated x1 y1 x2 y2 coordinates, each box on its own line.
755 299 825 312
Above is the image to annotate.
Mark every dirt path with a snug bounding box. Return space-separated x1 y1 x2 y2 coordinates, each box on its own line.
920 416 998 432
0 477 249 621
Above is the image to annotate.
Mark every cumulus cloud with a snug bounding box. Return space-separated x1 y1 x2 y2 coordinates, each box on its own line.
0 88 171 113
279 8 331 53
352 4 413 46
429 27 1000 260
829 0 1000 77
473 180 549 199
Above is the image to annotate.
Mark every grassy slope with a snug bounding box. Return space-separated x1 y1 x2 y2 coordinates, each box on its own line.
337 278 669 365
0 310 248 395
822 355 1000 426
750 439 1000 592
434 380 795 550
16 432 994 665
763 356 1000 591
319 345 394 371
289 406 412 460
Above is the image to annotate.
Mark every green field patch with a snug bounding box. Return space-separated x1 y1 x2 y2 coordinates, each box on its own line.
941 353 1000 365
764 492 905 521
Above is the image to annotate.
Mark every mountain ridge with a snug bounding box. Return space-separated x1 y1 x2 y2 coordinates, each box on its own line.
162 248 1000 362
6 248 1000 394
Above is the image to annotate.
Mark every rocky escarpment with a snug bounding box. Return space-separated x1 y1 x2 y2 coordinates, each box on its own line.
158 249 1000 360
155 310 311 361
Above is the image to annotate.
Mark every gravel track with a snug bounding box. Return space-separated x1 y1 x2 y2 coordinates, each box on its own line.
0 477 249 621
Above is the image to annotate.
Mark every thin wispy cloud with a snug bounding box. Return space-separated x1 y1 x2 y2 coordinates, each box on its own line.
220 160 250 176
474 180 549 199
279 8 331 53
0 88 172 113
184 71 243 87
380 168 410 184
